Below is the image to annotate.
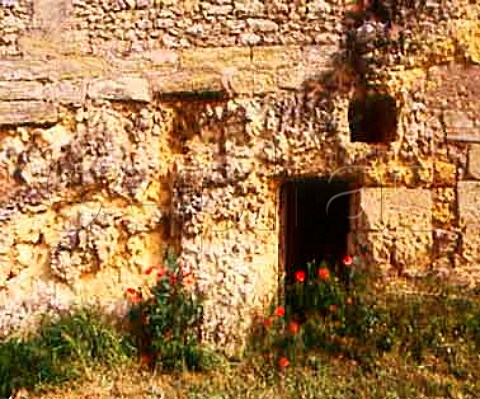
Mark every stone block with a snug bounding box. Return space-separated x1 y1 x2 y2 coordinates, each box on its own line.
205 4 233 15
302 45 337 67
88 76 151 102
252 46 302 69
455 181 480 280
456 182 480 265
246 18 279 32
277 65 329 90
0 61 51 81
457 181 480 227
233 0 264 16
181 47 251 70
443 109 478 140
33 0 72 32
0 81 46 100
426 65 480 116
352 229 433 274
141 49 179 66
45 80 87 106
433 160 457 185
468 144 480 179
461 224 480 264
230 69 276 95
356 187 432 232
0 101 58 125
148 70 224 95
54 58 110 80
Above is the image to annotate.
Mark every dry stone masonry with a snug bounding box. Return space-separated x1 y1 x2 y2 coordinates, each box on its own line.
0 0 479 355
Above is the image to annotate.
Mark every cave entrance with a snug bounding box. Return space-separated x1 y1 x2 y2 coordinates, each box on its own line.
280 178 351 302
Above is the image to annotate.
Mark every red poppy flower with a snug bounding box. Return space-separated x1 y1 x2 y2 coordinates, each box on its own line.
294 270 306 283
278 356 290 368
143 266 156 275
329 304 338 312
274 306 285 318
288 321 300 335
140 354 151 364
125 288 137 296
156 267 168 279
318 267 330 281
263 318 272 328
182 273 195 287
343 255 353 266
131 293 143 304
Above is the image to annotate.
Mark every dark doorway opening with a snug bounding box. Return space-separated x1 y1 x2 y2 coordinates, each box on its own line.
280 178 351 287
348 92 398 143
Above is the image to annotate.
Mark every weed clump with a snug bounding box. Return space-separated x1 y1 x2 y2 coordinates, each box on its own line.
0 308 134 398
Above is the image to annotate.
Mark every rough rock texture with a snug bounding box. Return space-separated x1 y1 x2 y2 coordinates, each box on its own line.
0 0 480 355
0 0 33 58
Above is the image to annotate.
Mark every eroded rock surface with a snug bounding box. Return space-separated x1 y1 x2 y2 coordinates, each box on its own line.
0 0 480 355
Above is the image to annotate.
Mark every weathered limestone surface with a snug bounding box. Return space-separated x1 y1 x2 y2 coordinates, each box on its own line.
32 0 72 32
0 101 57 125
148 70 224 95
357 188 432 231
0 61 53 81
88 76 151 102
458 182 480 228
444 110 479 141
45 80 87 105
0 0 480 355
457 182 480 281
0 81 45 100
353 188 433 275
469 145 480 179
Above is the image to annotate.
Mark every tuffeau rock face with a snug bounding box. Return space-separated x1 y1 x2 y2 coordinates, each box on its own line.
0 0 480 355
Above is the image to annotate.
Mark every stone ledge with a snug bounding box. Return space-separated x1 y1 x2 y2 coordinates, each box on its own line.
0 101 58 125
0 81 46 101
180 47 252 70
133 49 180 66
148 70 225 97
44 80 87 106
0 61 52 81
88 76 151 102
252 46 302 69
0 59 109 81
277 65 330 90
0 46 342 102
54 58 111 80
230 69 276 95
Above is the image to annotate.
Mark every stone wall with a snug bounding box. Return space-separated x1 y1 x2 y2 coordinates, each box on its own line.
0 0 480 354
70 0 341 54
0 0 33 57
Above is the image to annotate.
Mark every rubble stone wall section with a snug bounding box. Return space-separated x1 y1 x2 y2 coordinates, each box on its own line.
0 0 479 354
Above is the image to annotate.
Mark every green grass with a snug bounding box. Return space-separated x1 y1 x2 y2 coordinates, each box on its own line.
157 356 480 399
5 275 480 399
0 307 135 399
30 353 480 399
